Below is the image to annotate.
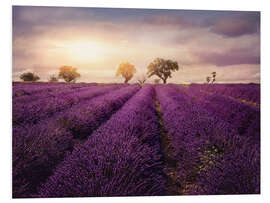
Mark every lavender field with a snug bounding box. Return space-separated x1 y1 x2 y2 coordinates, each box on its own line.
12 82 260 198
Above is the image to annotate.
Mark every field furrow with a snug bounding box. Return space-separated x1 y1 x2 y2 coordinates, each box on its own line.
36 85 166 198
155 84 260 195
171 84 260 142
12 82 260 197
13 84 124 126
12 85 140 198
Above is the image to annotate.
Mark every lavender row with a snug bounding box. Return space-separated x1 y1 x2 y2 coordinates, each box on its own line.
13 85 123 125
12 81 97 88
166 84 260 143
12 82 88 97
56 84 140 139
12 85 140 198
36 85 166 198
186 86 260 143
13 84 109 106
12 81 98 86
190 84 260 104
13 84 62 97
155 85 260 194
193 141 260 195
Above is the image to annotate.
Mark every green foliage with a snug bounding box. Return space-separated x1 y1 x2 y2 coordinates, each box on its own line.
58 66 80 83
20 72 40 82
147 58 179 84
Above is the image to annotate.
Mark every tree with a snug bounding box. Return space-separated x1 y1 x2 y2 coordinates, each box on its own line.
20 72 40 82
211 72 216 83
137 74 147 84
58 66 80 83
154 79 161 84
206 76 211 84
206 72 217 84
116 62 136 83
49 74 58 82
147 58 179 84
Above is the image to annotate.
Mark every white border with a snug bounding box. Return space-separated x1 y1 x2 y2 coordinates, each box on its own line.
1 0 269 202
10 0 262 11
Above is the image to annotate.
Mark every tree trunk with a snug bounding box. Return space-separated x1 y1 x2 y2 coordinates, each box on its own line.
162 78 167 84
124 78 129 83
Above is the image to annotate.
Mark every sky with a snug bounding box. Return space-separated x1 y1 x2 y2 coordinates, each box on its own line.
12 6 260 83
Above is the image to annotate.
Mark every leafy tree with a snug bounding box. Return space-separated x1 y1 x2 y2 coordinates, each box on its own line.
116 62 136 83
49 74 58 82
20 72 40 82
206 76 211 84
58 66 80 83
147 58 179 84
211 72 216 83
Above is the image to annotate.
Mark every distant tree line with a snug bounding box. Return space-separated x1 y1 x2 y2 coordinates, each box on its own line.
19 66 81 83
19 58 216 84
116 58 180 84
20 72 40 82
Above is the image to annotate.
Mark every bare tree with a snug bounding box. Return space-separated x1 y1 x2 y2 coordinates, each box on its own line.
206 76 211 84
49 74 59 82
137 74 147 84
154 79 161 84
211 72 217 83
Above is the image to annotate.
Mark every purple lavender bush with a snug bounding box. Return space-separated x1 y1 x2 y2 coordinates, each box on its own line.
155 84 260 195
12 82 260 198
12 85 140 198
36 85 166 197
13 85 122 125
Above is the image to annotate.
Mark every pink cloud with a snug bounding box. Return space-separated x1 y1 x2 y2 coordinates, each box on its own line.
194 48 260 66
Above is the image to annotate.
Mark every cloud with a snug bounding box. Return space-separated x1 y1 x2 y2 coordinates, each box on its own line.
209 12 260 37
143 14 199 28
143 11 260 38
12 6 260 83
193 48 260 66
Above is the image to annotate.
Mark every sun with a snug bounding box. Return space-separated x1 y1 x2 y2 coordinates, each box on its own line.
69 41 106 61
55 40 107 62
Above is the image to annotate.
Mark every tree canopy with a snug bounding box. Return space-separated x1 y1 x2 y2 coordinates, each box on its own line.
58 66 80 83
49 74 59 82
206 72 217 84
147 58 179 84
116 62 136 83
20 72 40 82
212 72 217 83
206 76 211 84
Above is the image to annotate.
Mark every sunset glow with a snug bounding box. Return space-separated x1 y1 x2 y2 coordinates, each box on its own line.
12 5 261 197
12 6 260 83
62 41 109 62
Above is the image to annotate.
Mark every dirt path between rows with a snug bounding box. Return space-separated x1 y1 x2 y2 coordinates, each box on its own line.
154 98 182 195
